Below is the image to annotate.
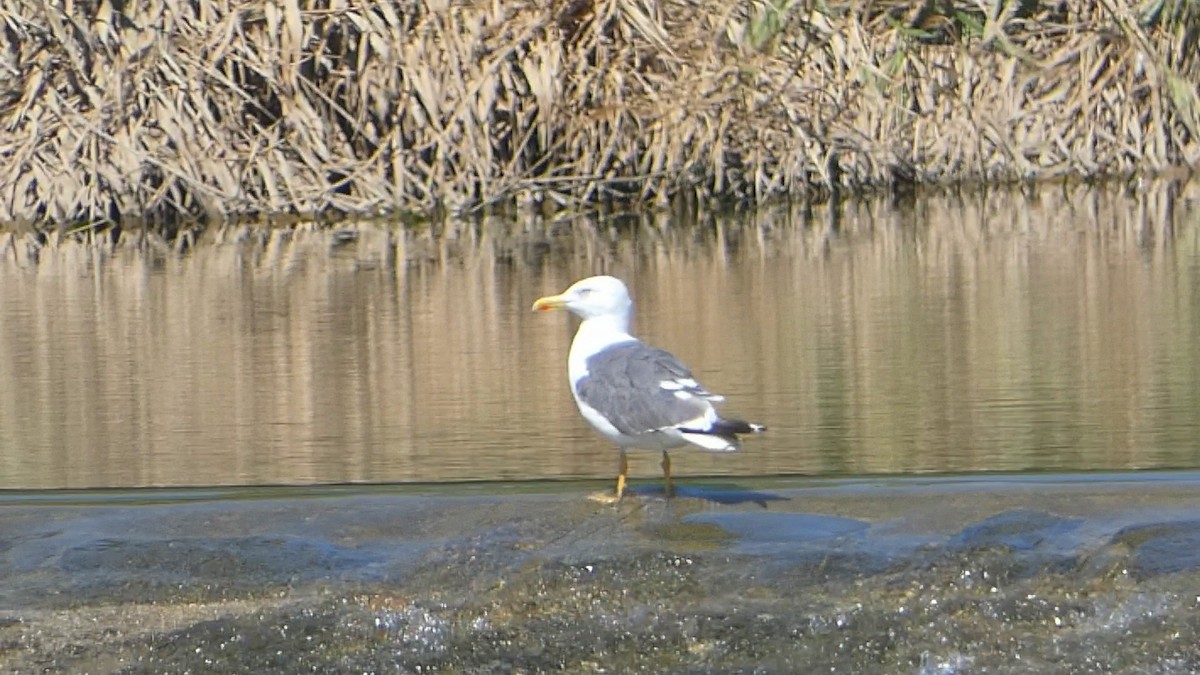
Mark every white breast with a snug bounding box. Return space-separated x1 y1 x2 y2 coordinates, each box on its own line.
566 317 635 385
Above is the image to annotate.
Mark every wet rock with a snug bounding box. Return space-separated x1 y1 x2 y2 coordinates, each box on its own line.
1109 519 1200 579
2 534 392 609
4 479 1200 672
635 521 734 556
683 512 869 548
119 603 375 674
57 536 372 580
949 509 1082 552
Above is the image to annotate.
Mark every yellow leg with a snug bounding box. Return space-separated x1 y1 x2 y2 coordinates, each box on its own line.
662 451 674 498
589 450 629 504
616 451 628 499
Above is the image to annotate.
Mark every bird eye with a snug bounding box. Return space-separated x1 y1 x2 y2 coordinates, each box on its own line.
578 288 592 296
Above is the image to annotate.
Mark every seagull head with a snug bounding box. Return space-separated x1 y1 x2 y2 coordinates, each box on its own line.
532 275 633 322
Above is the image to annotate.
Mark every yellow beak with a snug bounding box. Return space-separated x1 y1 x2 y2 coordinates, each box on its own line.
532 293 568 312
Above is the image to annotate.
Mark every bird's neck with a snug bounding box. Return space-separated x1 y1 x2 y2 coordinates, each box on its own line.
567 315 634 382
580 312 630 336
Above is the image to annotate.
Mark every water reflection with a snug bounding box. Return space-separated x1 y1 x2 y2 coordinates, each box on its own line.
0 183 1198 489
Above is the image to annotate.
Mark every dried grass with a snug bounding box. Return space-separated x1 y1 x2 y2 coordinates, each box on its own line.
1 0 1198 228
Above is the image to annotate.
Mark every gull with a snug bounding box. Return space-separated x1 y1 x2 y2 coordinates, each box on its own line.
532 275 765 501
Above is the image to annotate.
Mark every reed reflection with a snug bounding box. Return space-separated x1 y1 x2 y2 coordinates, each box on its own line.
0 182 1196 489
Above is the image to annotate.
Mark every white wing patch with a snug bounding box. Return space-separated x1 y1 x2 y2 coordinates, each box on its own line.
658 377 725 402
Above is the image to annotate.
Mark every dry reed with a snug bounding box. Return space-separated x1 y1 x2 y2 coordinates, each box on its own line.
1 0 1198 229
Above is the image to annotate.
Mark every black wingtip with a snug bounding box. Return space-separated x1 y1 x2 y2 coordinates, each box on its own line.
708 419 766 436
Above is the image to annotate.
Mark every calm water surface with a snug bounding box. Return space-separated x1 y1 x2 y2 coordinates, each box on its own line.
1 185 1199 490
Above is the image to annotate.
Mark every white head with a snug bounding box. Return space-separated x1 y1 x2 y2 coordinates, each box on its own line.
532 275 634 324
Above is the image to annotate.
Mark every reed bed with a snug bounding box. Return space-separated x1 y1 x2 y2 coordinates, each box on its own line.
1 0 1198 228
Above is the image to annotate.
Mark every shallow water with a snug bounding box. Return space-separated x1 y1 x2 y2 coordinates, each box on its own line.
1 184 1199 490
3 474 1200 672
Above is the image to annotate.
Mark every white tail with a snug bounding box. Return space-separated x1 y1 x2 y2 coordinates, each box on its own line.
680 432 741 452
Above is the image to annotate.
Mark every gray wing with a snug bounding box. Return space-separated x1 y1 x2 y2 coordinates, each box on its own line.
574 341 720 435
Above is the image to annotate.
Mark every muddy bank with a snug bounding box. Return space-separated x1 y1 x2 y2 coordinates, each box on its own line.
2 474 1200 672
3 1 1199 227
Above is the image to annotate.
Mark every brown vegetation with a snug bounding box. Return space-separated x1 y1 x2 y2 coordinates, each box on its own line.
1 0 1198 228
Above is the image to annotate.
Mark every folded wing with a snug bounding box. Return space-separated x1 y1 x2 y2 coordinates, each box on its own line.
574 340 735 443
